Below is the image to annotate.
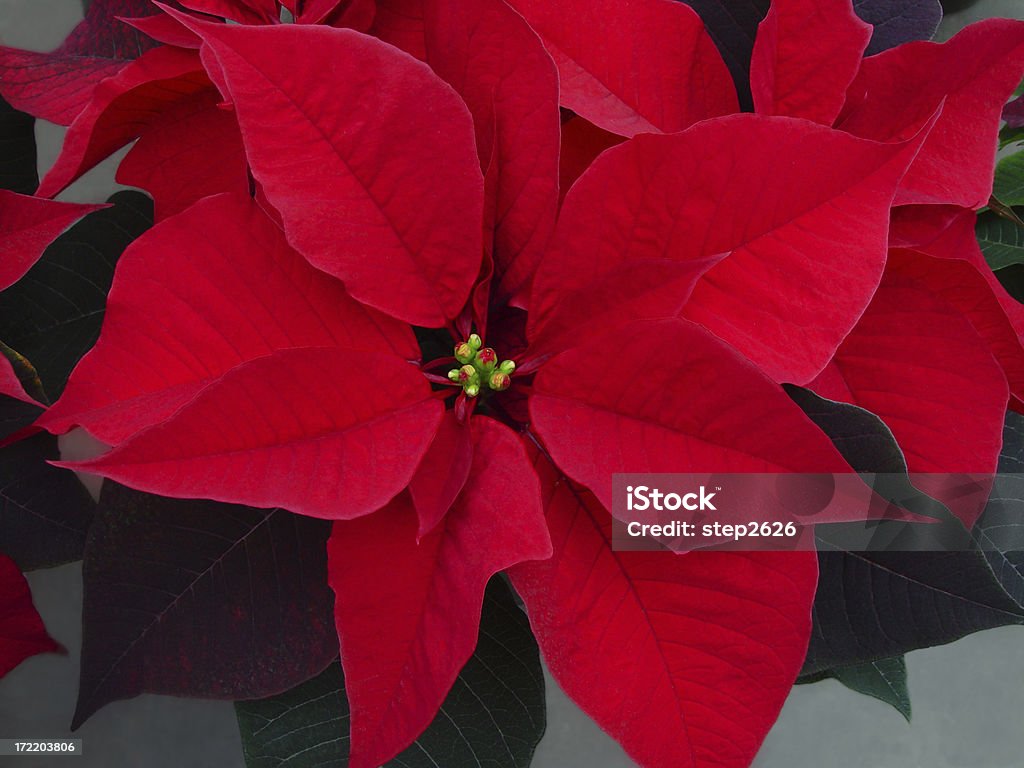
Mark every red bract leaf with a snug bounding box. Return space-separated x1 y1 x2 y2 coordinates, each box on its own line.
558 116 622 203
187 21 484 326
0 190 103 290
890 206 1024 403
530 319 852 514
0 555 62 679
505 0 736 137
750 0 870 124
35 47 207 199
369 0 425 59
508 450 817 768
123 13 205 49
810 260 1009 528
178 0 279 23
300 0 374 27
408 410 473 537
64 346 442 520
0 356 39 407
0 0 163 125
39 194 417 445
424 0 560 307
529 115 926 383
505 0 737 137
838 19 1024 208
328 416 550 768
116 88 248 220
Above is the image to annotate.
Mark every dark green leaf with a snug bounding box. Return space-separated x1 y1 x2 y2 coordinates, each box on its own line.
977 209 1024 271
974 411 1024 609
235 577 546 768
0 191 153 400
74 483 336 729
0 96 38 195
0 432 94 570
993 152 1024 208
800 657 911 722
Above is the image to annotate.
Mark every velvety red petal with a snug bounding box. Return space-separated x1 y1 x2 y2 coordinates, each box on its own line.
185 21 484 326
407 410 473 537
178 0 279 24
65 346 443 520
750 0 870 124
0 0 163 125
529 114 927 383
0 190 103 290
39 194 418 445
530 319 853 514
35 46 208 199
116 88 248 220
328 416 550 768
809 259 1009 528
838 19 1024 208
424 0 560 307
505 0 737 137
558 116 623 203
0 555 62 679
368 0 426 59
508 449 817 768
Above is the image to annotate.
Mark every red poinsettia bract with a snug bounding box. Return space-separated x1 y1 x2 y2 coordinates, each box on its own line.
3 0 1024 766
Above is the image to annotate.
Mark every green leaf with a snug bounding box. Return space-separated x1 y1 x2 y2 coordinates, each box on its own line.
800 657 911 723
976 209 1024 271
0 432 94 570
790 392 1024 674
0 191 152 400
0 96 37 195
235 577 546 768
74 483 337 729
993 152 1024 208
973 411 1024 609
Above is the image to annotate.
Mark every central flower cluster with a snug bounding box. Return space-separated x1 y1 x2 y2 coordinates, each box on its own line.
447 334 515 397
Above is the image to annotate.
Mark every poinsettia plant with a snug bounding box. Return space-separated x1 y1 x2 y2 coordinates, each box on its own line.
3 0 1024 766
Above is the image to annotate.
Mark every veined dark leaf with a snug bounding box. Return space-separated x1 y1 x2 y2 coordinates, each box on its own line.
792 390 1024 673
73 483 336 729
977 209 1024 270
0 96 37 195
993 151 1024 208
235 578 546 768
974 411 1024 608
799 656 911 722
0 432 94 571
853 0 942 55
0 191 152 400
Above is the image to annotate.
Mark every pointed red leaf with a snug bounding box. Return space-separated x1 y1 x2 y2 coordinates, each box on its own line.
408 410 473 537
187 21 484 326
838 19 1024 208
0 555 62 679
0 190 103 290
0 0 164 125
328 416 550 768
530 319 852 515
35 46 207 199
178 0 279 23
424 0 560 306
889 205 1024 404
122 12 205 49
506 0 737 137
529 115 927 383
810 257 1009 528
368 0 426 59
750 0 870 124
40 194 418 445
116 88 248 220
508 450 817 768
65 346 443 520
301 0 374 27
0 356 39 407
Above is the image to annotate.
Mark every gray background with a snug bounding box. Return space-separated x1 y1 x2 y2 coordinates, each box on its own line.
2 1 1024 766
